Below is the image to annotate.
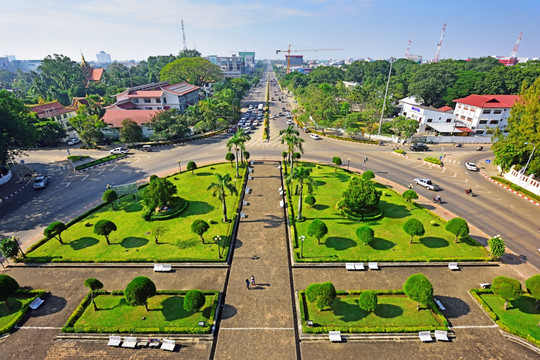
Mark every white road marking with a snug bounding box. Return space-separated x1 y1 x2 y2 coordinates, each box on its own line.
82 175 88 181
63 182 71 187
450 325 498 329
16 326 62 330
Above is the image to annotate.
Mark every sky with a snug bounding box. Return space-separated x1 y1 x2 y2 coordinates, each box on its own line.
1 0 539 62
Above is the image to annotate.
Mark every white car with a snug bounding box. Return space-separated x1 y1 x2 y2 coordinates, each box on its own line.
33 175 49 189
414 178 439 191
310 134 321 140
110 147 129 155
465 162 478 171
67 138 81 146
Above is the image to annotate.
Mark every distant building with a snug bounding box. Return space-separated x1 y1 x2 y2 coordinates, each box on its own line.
343 81 359 89
27 102 80 142
0 57 42 72
96 51 111 64
285 55 303 66
80 54 104 86
208 54 245 78
239 52 255 73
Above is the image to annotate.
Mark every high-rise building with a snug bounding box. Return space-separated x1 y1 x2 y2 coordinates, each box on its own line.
96 51 112 64
239 52 255 73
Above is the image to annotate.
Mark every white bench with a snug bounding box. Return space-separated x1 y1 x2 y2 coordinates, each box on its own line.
29 297 44 310
419 331 432 342
329 331 342 342
368 262 379 270
153 264 172 272
354 263 365 270
480 283 491 289
243 200 248 206
161 339 176 351
434 298 446 311
241 212 246 219
448 262 459 271
107 335 122 347
279 200 285 208
345 263 355 271
434 330 449 341
248 175 253 180
248 167 253 173
245 187 250 194
122 337 137 348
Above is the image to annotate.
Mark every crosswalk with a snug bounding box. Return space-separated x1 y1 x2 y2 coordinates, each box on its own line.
245 128 286 148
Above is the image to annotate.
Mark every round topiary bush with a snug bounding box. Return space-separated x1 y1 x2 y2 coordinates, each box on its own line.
184 289 206 312
358 290 378 312
305 195 316 207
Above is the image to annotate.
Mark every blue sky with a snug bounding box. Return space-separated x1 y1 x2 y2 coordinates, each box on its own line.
1 0 538 62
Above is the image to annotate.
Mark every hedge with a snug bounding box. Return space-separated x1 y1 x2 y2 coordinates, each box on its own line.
62 290 219 334
0 289 46 334
149 197 189 221
424 157 442 166
75 154 126 170
491 176 540 202
307 130 379 145
299 290 449 334
393 149 405 155
68 155 90 162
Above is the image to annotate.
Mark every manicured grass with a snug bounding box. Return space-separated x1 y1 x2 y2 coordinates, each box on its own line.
26 163 243 262
68 292 218 334
479 293 540 345
0 290 45 334
289 163 489 262
300 292 447 333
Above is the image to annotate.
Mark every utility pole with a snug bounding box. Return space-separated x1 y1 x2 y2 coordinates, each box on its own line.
378 57 395 135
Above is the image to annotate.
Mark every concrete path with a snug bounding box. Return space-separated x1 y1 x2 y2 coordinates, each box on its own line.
214 161 299 360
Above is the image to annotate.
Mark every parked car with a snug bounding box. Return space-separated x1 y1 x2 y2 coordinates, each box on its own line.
67 138 81 146
302 127 310 133
141 145 152 152
465 162 478 171
310 134 321 140
33 175 49 189
410 143 429 151
414 178 439 191
110 147 129 155
253 121 259 126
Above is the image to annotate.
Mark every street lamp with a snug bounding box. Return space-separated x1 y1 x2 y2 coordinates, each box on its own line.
347 158 351 171
106 184 112 190
378 57 395 135
177 159 181 173
214 235 223 259
518 142 537 187
300 235 305 259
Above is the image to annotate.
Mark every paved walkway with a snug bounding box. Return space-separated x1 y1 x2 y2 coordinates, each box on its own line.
214 161 298 360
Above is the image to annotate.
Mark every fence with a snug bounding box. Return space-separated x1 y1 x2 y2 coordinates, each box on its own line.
504 168 540 196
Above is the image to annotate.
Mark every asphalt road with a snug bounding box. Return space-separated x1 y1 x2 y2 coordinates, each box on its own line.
1 69 539 270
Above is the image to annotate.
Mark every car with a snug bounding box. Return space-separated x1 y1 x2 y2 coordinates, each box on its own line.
465 162 478 171
110 147 129 155
141 145 152 152
278 112 283 116
410 143 429 151
414 178 439 191
33 175 49 189
302 127 310 133
253 121 259 126
67 138 80 146
310 134 321 140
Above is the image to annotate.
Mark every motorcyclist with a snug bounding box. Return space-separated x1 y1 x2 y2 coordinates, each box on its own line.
465 188 473 196
433 195 441 204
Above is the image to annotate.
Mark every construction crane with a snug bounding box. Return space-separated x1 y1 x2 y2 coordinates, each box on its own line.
181 19 187 51
276 45 343 74
433 22 447 63
508 32 522 66
405 38 422 63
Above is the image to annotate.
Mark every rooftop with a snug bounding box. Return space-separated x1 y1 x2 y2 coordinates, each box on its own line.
102 109 161 128
454 94 520 108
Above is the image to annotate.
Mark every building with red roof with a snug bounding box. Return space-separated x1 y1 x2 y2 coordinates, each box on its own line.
27 101 79 143
453 94 519 135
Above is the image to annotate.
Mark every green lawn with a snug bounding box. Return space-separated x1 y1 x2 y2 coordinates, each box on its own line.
480 293 540 344
27 163 243 262
0 295 37 333
289 163 489 262
301 293 446 333
69 292 217 333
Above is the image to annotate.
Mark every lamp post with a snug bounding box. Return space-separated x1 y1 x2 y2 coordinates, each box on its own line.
378 57 395 135
347 158 351 171
214 235 223 258
518 142 536 187
300 235 305 259
177 159 181 173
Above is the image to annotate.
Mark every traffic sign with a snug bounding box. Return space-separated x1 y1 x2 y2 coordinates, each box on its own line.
486 159 491 164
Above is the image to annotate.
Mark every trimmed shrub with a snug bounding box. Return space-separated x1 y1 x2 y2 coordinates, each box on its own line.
393 149 405 154
307 219 328 245
44 221 67 244
424 157 442 165
358 290 378 312
403 274 433 309
492 276 522 310
0 275 20 309
304 195 316 206
361 170 375 180
402 218 425 244
488 235 505 258
445 218 469 243
191 219 210 244
124 276 157 311
356 226 374 245
332 156 342 170
184 290 205 312
187 161 197 174
525 274 540 308
402 190 418 209
102 190 118 210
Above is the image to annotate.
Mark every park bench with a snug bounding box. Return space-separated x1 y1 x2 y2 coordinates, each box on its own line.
480 283 491 289
448 262 459 271
419 331 432 342
107 335 121 347
345 263 355 271
245 187 250 194
280 200 285 208
434 330 449 341
122 337 137 348
329 331 342 342
161 339 176 351
434 298 446 311
29 297 44 310
368 262 379 270
355 263 365 270
153 264 172 272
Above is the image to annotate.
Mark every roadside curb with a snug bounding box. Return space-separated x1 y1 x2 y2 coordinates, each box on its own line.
391 151 409 159
479 171 540 207
422 160 443 168
0 177 33 204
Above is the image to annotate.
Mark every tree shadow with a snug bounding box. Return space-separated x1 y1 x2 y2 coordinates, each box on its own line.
196 172 213 177
374 304 403 318
420 237 449 248
460 236 483 247
116 201 143 213
326 237 357 250
69 237 99 250
512 296 540 314
221 304 237 320
314 180 326 186
186 201 214 216
371 238 395 250
177 238 198 249
121 237 149 248
380 201 410 219
333 297 368 322
234 239 243 249
434 296 470 320
31 294 67 317
334 173 353 183
263 214 283 228
313 204 329 211
161 296 186 321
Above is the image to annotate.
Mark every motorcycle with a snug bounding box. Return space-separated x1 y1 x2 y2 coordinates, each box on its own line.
432 196 442 204
465 189 474 196
476 146 483 151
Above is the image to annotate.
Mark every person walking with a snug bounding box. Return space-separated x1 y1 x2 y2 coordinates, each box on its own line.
251 275 255 287
245 279 250 290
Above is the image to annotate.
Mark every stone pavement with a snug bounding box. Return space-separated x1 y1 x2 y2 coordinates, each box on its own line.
214 161 299 359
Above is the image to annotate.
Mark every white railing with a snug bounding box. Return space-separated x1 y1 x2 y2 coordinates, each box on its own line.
504 168 540 196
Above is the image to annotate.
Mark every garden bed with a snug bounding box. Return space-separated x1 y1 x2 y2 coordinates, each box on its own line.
63 290 218 334
299 290 448 334
0 290 46 334
75 154 126 170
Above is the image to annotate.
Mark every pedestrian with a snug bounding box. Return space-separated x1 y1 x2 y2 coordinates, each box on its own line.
245 279 250 290
251 275 255 287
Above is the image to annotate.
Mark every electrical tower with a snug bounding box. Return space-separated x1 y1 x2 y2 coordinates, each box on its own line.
405 39 412 58
181 19 187 51
433 22 447 63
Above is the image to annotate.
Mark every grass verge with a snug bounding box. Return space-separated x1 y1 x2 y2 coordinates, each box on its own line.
0 290 46 334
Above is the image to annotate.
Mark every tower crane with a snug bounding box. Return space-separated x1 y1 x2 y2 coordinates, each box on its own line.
276 45 343 74
433 22 447 63
507 32 522 66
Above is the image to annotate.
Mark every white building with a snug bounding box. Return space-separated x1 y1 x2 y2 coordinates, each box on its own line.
453 94 519 135
28 102 80 142
399 98 456 134
96 51 111 64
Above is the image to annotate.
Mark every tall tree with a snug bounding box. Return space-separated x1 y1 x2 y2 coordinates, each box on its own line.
69 105 105 144
287 166 316 220
44 221 67 244
342 177 382 220
226 128 250 177
142 176 178 214
281 133 304 172
150 109 191 140
160 57 223 86
178 49 202 58
403 273 433 310
124 276 156 312
84 278 104 311
93 219 117 245
525 274 540 310
119 119 143 145
207 173 238 222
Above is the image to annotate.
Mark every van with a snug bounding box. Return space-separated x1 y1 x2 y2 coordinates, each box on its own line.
142 145 152 152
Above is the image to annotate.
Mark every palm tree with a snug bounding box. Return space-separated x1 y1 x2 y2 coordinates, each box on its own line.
287 166 316 220
237 128 251 164
279 125 300 165
282 134 304 172
207 173 238 222
226 130 244 178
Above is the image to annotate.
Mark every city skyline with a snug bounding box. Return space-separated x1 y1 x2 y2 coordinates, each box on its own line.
1 0 539 62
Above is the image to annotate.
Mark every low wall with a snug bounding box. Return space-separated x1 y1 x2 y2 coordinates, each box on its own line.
504 168 540 196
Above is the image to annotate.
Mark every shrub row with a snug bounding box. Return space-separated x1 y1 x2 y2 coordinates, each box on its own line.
337 204 383 222
424 157 442 166
0 290 46 334
68 155 90 162
491 176 540 202
307 130 379 145
62 290 219 334
75 154 126 170
393 149 405 155
149 197 189 221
